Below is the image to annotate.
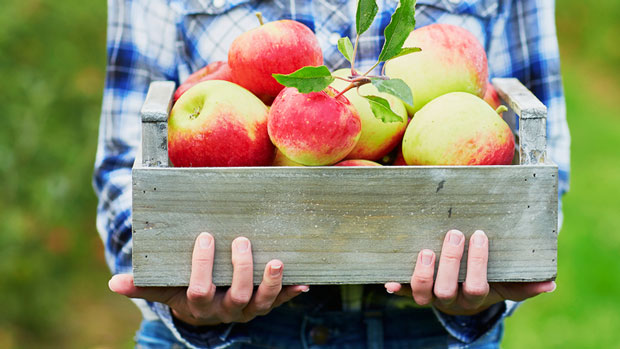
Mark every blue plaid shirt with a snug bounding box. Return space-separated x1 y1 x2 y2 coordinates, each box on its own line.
94 0 570 347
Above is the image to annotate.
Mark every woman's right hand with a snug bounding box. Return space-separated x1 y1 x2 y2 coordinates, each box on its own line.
109 233 309 326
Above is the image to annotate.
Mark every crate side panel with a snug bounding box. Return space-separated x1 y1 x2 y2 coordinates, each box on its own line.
132 166 557 286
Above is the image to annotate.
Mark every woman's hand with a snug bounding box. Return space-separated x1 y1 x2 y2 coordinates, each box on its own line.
109 233 308 326
385 230 556 316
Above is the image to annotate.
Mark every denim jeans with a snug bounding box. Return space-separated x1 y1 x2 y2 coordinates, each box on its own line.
135 306 503 348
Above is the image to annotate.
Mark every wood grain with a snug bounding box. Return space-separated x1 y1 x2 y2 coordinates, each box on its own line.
132 166 558 286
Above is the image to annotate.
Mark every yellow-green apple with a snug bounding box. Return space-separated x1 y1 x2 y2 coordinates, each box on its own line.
174 61 233 102
168 80 274 167
272 149 304 166
330 69 408 161
384 23 488 115
228 19 323 104
334 159 382 166
402 92 514 165
268 86 361 166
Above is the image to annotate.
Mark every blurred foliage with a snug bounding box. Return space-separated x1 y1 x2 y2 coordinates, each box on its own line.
0 0 139 347
0 0 618 348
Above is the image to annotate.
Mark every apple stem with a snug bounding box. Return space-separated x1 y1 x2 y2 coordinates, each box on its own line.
350 36 360 76
496 105 508 114
255 12 265 26
362 61 380 76
334 76 355 82
334 77 371 99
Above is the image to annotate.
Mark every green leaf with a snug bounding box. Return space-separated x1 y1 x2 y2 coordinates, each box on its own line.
388 47 422 60
337 37 355 62
273 66 335 94
356 0 379 35
378 0 417 62
370 78 414 107
363 95 404 123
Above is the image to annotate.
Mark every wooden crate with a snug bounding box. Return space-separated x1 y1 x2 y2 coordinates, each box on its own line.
132 78 557 287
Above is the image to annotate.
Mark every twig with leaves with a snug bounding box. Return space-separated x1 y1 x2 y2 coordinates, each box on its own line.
274 0 421 123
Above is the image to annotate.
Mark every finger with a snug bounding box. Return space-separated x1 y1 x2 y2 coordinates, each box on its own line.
385 282 413 297
434 230 465 306
244 260 284 316
109 274 181 304
222 237 254 312
461 230 490 309
411 249 436 305
490 281 556 303
186 233 217 309
271 285 310 308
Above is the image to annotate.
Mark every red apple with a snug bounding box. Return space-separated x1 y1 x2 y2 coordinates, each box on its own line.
334 159 382 166
392 146 407 166
483 82 505 118
173 61 233 102
228 19 323 104
168 80 274 167
268 86 361 166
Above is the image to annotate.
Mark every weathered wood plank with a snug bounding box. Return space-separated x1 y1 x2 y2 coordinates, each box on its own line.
493 78 547 165
141 81 175 167
132 166 558 286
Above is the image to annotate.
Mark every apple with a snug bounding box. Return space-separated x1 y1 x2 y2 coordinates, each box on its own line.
174 61 233 102
483 82 505 118
168 80 274 167
272 149 304 166
384 23 488 115
228 19 323 104
330 69 408 161
402 92 514 166
268 86 361 166
392 146 407 166
334 159 382 166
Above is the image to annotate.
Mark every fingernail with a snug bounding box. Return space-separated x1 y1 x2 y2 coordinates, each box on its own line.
448 230 462 245
386 288 394 294
234 237 250 253
301 286 310 293
270 263 282 277
199 233 213 249
472 230 486 247
546 281 557 293
421 250 433 265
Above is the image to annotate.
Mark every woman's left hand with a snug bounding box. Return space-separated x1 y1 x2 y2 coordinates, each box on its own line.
385 229 556 316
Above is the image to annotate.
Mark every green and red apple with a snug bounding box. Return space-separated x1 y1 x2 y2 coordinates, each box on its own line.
268 86 361 166
384 23 488 115
330 69 408 161
174 61 233 102
272 149 304 166
229 19 323 104
334 159 382 166
402 92 514 166
168 80 274 167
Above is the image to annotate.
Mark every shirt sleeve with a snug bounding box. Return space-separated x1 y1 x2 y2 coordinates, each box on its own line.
93 1 240 347
432 0 569 344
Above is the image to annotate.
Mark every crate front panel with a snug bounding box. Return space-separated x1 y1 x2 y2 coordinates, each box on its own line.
132 165 557 286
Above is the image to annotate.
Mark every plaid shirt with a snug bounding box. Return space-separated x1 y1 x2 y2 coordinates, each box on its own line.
94 0 570 347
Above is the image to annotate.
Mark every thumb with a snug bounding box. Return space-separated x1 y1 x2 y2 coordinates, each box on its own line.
491 281 556 302
109 274 182 304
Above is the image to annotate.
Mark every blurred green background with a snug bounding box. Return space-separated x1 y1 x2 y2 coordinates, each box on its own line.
0 0 618 348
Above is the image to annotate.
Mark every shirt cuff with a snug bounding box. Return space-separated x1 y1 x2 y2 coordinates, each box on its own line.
432 300 519 344
149 301 250 349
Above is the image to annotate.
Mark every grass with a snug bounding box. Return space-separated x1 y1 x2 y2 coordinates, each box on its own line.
0 0 619 347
